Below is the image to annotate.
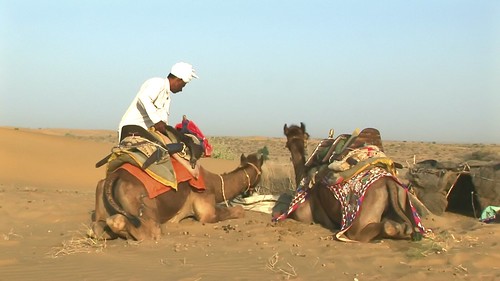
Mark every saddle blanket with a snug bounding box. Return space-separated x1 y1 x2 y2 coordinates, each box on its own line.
115 157 205 199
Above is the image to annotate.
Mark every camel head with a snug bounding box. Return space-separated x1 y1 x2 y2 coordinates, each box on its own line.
283 122 309 155
283 122 309 148
239 152 265 197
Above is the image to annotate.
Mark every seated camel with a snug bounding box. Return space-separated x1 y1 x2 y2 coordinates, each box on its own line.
90 152 264 241
277 123 427 242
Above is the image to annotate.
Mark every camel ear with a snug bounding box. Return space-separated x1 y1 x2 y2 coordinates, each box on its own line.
283 124 289 134
300 122 306 131
240 153 246 163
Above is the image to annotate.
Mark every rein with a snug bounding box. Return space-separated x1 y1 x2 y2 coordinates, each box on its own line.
219 162 262 208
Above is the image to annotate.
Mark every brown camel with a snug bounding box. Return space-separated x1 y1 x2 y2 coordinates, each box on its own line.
280 123 424 242
90 152 264 240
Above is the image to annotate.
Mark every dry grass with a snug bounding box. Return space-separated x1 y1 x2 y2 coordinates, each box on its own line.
258 160 296 195
48 224 107 258
267 252 298 279
405 230 479 259
2 228 23 240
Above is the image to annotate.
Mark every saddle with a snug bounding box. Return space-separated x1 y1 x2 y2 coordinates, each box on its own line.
305 128 385 168
96 125 202 169
300 128 399 190
122 124 202 167
95 125 204 190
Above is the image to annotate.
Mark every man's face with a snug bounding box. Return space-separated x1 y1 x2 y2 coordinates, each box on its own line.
171 78 187 93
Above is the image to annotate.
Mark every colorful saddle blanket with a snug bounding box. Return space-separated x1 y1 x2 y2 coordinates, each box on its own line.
114 157 205 199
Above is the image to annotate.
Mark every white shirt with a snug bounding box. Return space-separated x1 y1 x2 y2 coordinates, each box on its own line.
118 77 171 140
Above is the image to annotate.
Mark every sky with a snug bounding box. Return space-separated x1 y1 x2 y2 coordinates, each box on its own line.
1 1 499 143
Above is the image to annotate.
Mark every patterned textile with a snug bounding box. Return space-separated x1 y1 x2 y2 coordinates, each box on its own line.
328 167 389 239
329 167 427 241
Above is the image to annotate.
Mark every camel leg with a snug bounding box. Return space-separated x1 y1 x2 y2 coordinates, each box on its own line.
351 219 411 242
106 214 132 239
313 188 340 230
288 200 314 224
193 194 245 223
285 193 335 229
90 180 118 240
380 218 413 239
381 180 414 239
272 193 315 224
346 185 388 242
349 181 413 241
105 188 161 241
105 214 161 240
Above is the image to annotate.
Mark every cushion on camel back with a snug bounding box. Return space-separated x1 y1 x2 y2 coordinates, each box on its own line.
305 128 385 168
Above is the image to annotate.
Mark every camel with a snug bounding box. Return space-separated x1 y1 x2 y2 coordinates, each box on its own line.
90 152 264 241
279 123 425 242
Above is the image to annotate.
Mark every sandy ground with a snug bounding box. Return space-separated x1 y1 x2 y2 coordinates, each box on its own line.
0 127 499 281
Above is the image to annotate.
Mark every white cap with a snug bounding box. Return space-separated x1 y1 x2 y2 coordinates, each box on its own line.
170 62 199 83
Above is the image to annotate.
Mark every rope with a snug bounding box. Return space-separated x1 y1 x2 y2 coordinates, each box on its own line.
219 175 229 207
243 169 251 193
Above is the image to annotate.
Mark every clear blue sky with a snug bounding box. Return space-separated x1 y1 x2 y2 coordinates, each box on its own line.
1 1 499 143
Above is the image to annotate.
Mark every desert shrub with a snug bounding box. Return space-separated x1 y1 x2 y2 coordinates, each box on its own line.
463 149 500 162
208 137 238 160
211 146 237 160
255 160 295 195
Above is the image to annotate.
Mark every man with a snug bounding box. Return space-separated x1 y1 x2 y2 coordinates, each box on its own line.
118 62 199 177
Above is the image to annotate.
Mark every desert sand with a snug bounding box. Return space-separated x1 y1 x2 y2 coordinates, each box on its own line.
0 126 499 281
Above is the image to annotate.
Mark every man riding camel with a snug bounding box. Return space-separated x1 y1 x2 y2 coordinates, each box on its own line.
118 62 200 178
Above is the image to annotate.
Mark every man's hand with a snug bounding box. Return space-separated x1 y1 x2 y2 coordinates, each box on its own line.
153 121 167 134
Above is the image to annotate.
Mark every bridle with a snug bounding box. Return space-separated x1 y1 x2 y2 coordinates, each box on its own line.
219 161 262 207
243 162 262 194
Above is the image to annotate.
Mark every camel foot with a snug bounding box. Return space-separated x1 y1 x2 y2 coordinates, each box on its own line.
382 220 412 239
89 221 118 240
231 205 245 218
106 214 127 233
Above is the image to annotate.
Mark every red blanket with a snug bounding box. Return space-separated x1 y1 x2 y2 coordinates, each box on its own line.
175 119 213 157
116 158 205 199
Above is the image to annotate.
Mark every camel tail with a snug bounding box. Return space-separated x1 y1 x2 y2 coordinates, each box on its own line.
103 172 141 228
